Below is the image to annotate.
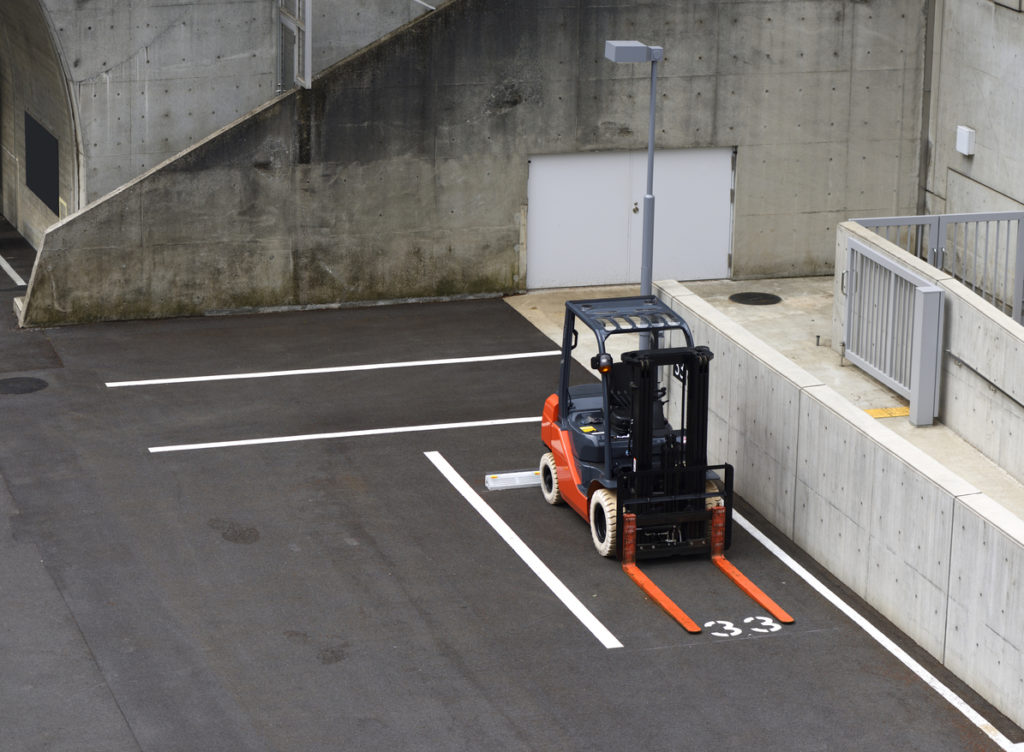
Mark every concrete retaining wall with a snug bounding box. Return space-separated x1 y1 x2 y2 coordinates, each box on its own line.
833 221 1024 489
657 277 1024 730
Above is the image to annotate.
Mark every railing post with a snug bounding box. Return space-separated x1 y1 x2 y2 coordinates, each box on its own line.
910 286 944 426
1014 218 1024 325
932 215 945 269
884 270 897 377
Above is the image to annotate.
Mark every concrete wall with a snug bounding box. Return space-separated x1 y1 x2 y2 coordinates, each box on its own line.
833 220 1024 488
24 94 303 323
43 0 278 204
309 0 431 74
657 277 1024 731
0 0 79 249
924 0 1024 214
1 0 429 251
723 0 925 277
44 0 430 205
21 0 929 324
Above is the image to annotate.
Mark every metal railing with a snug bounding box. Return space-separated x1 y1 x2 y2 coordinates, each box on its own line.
844 237 944 426
853 211 1024 324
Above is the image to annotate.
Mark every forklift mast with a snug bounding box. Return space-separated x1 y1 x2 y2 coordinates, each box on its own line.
614 345 733 558
621 346 713 495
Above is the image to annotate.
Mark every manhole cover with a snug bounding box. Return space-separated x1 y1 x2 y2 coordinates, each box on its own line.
729 291 782 306
0 377 49 394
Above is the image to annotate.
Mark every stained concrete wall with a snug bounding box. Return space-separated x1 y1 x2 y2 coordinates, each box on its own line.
21 0 929 324
924 0 1024 214
657 277 1024 731
833 220 1024 488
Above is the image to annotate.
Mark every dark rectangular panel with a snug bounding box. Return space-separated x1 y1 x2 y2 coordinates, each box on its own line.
24 112 59 215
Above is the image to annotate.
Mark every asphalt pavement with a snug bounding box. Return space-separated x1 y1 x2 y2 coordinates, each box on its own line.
1 242 1021 750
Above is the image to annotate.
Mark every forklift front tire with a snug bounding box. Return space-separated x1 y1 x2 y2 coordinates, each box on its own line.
589 489 618 557
539 453 563 505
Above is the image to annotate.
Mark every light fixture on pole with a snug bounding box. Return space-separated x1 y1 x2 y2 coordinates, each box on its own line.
604 40 663 298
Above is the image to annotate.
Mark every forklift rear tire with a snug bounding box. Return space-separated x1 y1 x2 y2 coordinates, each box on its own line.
589 489 618 557
539 453 563 505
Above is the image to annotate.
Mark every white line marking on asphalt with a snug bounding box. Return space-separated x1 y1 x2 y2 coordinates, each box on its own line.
425 451 623 650
734 510 1018 752
107 350 561 388
148 416 542 453
0 254 26 287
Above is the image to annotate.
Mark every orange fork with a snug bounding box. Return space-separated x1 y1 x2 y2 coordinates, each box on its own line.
710 506 794 624
620 508 794 633
621 512 702 633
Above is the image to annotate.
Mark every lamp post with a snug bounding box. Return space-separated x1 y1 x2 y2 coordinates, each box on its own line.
604 40 663 298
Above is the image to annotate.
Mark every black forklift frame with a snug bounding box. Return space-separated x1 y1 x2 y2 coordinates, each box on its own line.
614 346 734 559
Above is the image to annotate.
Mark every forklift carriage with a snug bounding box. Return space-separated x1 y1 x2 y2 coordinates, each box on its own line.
539 296 734 560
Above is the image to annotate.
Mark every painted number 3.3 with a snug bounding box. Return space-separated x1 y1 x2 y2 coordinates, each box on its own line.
703 616 783 637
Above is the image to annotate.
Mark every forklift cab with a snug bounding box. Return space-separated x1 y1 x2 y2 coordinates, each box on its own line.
556 297 694 489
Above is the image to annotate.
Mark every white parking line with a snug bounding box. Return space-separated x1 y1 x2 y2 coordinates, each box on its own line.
734 511 1018 751
107 350 560 388
425 451 623 650
148 416 542 453
0 254 26 287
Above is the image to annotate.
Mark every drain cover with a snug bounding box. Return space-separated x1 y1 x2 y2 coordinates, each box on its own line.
729 291 782 306
0 377 48 394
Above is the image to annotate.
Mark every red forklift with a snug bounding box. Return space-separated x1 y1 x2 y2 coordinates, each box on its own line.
539 296 791 631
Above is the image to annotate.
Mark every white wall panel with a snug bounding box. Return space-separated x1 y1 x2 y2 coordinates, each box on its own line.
526 148 732 288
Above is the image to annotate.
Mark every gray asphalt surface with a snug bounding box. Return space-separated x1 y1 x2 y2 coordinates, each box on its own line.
0 244 1021 750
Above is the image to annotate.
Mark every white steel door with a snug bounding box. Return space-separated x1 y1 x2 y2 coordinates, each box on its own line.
526 148 733 289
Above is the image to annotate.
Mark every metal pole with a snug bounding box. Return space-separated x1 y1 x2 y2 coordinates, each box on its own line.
640 49 662 350
640 54 659 297
604 41 663 348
